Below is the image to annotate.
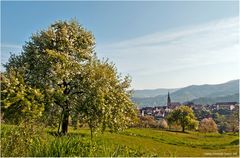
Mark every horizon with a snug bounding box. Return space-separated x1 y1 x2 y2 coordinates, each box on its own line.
134 78 239 90
1 1 239 89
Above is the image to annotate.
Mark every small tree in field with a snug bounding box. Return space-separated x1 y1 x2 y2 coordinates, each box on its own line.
166 105 198 132
198 118 218 133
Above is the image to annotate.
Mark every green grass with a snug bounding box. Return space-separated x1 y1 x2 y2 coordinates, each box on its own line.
1 124 239 157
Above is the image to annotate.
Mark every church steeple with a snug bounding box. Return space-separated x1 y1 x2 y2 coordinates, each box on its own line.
167 92 171 106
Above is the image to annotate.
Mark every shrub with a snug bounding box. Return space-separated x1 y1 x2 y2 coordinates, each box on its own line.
138 116 158 128
198 118 218 133
158 119 168 129
218 122 228 133
1 123 46 157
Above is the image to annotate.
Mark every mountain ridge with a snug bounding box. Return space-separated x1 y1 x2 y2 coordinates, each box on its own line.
132 79 239 107
133 88 178 98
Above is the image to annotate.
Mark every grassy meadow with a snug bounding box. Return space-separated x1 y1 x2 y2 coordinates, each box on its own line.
1 124 239 157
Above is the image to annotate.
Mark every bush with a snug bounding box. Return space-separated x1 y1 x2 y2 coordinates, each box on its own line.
1 123 46 157
218 122 228 134
158 119 168 129
198 118 218 133
138 116 158 128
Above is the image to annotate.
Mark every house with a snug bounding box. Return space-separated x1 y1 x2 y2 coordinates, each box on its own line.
168 102 181 109
141 107 154 116
155 110 165 120
215 102 238 111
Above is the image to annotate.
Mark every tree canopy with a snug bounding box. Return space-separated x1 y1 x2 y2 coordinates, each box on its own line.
167 105 198 132
1 70 44 124
1 20 137 135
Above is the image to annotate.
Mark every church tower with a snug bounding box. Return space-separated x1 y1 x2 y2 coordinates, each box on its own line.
167 92 171 106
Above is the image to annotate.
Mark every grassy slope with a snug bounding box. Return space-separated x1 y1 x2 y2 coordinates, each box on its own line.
85 128 239 157
1 124 239 157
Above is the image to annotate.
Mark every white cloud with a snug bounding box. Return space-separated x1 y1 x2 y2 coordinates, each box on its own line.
1 44 22 49
96 17 239 89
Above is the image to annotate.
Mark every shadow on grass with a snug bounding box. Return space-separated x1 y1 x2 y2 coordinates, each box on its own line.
47 131 88 137
165 130 190 134
230 139 239 145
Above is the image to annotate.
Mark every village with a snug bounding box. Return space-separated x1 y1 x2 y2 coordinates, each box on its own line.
139 92 239 121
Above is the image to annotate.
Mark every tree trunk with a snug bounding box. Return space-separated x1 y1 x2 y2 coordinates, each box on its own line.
61 109 69 134
182 125 185 132
90 128 93 140
60 80 71 135
58 111 63 133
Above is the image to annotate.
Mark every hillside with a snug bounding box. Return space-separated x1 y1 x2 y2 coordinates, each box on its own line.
132 80 239 107
191 93 239 105
133 88 178 98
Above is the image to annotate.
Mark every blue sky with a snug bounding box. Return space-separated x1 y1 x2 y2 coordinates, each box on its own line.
1 1 239 89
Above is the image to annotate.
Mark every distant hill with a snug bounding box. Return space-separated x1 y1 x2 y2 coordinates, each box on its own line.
132 79 239 107
133 88 178 98
191 93 239 105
